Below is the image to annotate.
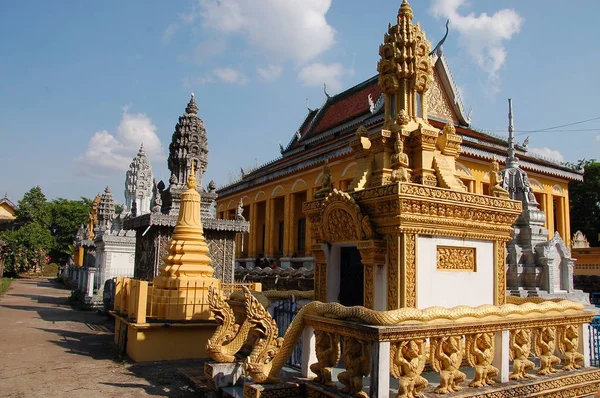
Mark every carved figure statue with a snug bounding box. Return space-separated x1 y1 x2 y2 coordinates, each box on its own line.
557 324 584 370
391 339 428 398
509 329 535 380
489 158 509 198
310 330 340 386
356 125 369 138
430 335 466 394
152 179 163 213
314 160 333 199
466 333 498 387
130 200 138 217
391 132 410 183
534 326 561 375
338 337 370 397
235 199 245 221
397 109 411 125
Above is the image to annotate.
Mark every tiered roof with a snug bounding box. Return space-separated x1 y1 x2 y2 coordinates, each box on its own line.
218 51 581 198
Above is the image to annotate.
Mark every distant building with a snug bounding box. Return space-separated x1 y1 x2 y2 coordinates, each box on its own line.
0 196 17 231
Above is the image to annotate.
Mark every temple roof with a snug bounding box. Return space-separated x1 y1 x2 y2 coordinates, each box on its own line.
217 50 582 198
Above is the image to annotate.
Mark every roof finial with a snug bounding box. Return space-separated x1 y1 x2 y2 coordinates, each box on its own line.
185 93 199 115
430 19 450 56
187 160 197 190
323 83 331 100
399 0 413 19
138 143 145 154
506 98 519 168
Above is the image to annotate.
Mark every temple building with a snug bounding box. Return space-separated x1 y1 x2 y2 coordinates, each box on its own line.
202 3 599 396
216 20 581 271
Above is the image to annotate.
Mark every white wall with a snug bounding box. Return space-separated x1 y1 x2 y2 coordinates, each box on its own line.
416 236 494 309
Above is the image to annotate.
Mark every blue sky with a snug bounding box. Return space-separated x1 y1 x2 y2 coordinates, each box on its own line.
1 0 599 204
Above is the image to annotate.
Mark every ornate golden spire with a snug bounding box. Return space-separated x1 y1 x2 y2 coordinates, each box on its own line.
155 160 214 285
378 0 432 126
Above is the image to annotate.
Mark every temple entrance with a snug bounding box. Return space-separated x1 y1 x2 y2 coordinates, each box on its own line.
338 246 364 307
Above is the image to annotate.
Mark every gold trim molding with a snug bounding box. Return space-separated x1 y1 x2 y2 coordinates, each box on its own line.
436 246 476 272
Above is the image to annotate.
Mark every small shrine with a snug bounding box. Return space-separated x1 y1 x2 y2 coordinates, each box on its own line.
124 144 153 217
112 163 242 361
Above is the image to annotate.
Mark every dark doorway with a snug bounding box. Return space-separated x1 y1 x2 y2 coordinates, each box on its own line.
338 246 364 307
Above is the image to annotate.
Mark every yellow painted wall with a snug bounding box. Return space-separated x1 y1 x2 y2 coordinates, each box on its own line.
217 154 573 257
116 318 217 362
0 203 16 220
572 247 600 276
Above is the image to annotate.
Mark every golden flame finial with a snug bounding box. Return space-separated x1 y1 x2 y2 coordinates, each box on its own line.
187 160 197 190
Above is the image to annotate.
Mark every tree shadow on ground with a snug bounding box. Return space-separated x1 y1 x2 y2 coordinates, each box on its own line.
37 326 211 397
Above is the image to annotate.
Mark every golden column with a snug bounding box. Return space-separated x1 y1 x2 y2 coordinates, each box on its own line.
152 162 219 320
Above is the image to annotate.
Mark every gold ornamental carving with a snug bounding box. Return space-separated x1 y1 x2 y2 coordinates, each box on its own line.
557 324 585 370
436 246 476 272
338 337 370 397
495 241 506 306
390 339 428 398
387 235 400 310
404 234 416 308
465 333 498 388
364 265 375 310
509 329 535 380
533 326 561 375
242 287 283 383
428 71 458 123
430 335 467 394
319 189 375 243
310 330 340 387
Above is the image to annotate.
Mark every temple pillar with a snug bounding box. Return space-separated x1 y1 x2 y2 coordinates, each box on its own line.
369 341 390 398
400 233 417 308
300 325 317 379
283 194 293 256
286 193 296 256
492 330 510 383
265 199 275 257
312 244 328 302
387 234 401 310
494 240 506 306
579 323 591 367
305 190 314 256
249 202 258 257
358 240 386 310
86 267 96 297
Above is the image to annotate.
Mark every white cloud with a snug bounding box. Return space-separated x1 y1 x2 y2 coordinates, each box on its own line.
213 67 248 84
196 0 335 64
257 65 283 82
430 0 523 93
76 107 163 177
162 23 179 44
298 63 354 93
529 147 565 163
183 67 248 88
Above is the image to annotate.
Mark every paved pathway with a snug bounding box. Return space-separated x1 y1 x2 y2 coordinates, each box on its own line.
0 278 200 397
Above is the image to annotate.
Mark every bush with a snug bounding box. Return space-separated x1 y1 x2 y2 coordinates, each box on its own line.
40 263 59 276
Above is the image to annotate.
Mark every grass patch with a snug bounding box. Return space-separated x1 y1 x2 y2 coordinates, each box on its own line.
0 278 13 295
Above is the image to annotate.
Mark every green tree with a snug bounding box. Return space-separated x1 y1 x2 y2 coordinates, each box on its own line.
15 186 50 227
1 223 54 274
48 197 91 264
569 159 600 247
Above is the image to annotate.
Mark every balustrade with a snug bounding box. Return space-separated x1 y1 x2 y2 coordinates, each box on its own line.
300 309 593 397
